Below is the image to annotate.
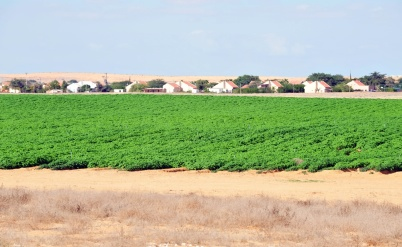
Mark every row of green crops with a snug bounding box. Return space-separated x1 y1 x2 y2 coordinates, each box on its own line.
0 94 401 171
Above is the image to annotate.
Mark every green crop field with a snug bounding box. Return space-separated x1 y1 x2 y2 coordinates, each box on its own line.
0 94 401 171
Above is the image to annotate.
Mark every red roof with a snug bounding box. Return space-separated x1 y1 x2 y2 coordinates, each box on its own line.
271 81 283 88
319 81 331 88
241 84 249 89
353 80 366 86
167 83 181 88
263 80 283 88
226 81 239 88
181 81 197 89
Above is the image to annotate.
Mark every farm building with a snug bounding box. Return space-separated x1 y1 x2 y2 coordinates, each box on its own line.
303 81 332 93
67 81 96 93
163 83 181 93
347 80 371 92
260 80 283 92
144 88 166 93
175 81 198 93
209 80 238 93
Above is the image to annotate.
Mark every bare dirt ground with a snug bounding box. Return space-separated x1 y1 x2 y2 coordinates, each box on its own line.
1 169 402 246
2 168 402 204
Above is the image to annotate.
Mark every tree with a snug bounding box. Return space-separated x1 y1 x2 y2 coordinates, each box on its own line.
277 79 305 93
360 71 386 88
10 78 26 92
111 81 130 90
194 79 209 91
49 80 61 90
384 77 395 86
129 84 147 92
147 79 166 88
100 84 112 92
306 73 345 86
61 80 68 92
234 75 260 87
80 84 91 92
333 83 352 92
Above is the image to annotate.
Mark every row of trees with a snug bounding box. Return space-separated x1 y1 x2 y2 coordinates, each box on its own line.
306 72 401 92
5 71 401 94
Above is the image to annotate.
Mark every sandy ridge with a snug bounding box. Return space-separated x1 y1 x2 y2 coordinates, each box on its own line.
0 72 305 84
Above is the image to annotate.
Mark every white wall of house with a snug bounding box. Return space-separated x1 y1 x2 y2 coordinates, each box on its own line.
347 80 369 91
210 81 238 93
303 81 331 93
114 89 124 93
176 81 198 93
262 80 282 92
9 88 21 93
163 83 181 93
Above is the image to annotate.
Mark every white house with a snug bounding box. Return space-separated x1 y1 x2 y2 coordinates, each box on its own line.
176 81 198 93
260 80 283 92
163 83 182 93
303 81 332 93
209 81 238 93
347 80 370 92
67 81 96 93
9 87 21 93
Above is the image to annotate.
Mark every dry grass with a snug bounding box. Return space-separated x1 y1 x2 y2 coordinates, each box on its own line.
1 187 401 246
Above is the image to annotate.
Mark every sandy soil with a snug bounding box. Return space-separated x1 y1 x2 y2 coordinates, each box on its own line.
1 168 402 205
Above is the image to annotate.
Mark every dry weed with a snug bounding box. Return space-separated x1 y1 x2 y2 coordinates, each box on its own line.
0 187 401 246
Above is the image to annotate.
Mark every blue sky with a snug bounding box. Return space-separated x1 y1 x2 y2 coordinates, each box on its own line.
0 0 401 77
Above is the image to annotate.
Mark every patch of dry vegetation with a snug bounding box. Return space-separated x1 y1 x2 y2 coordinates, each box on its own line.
0 187 401 246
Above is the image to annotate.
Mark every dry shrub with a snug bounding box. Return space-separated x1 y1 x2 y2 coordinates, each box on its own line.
0 187 401 246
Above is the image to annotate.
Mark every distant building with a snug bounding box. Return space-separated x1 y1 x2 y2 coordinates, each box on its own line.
67 81 96 93
260 80 283 92
303 81 332 93
347 80 371 92
175 81 198 93
209 81 238 93
163 83 182 93
113 89 124 93
144 88 166 93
